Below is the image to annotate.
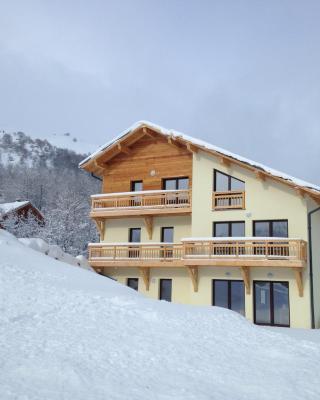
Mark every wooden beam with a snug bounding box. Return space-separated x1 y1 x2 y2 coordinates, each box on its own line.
240 266 250 294
167 136 182 149
139 267 150 291
219 156 230 167
142 127 157 142
93 219 105 240
294 187 305 198
144 216 153 240
255 170 266 181
293 269 303 297
187 266 198 292
186 143 198 153
117 143 131 155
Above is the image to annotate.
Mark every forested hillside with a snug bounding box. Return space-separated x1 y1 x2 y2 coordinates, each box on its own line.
0 131 100 255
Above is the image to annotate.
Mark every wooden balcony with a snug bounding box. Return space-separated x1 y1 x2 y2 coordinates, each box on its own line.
90 189 192 218
88 238 307 295
89 238 306 268
212 191 245 210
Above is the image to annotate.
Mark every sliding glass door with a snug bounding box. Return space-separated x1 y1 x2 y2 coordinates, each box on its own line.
254 281 290 327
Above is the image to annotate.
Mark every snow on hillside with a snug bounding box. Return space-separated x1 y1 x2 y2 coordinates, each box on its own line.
45 132 98 155
1 229 320 400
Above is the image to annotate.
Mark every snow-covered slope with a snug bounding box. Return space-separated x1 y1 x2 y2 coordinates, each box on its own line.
44 132 98 155
1 229 320 400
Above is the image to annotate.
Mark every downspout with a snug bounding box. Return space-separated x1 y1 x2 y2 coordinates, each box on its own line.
308 206 320 329
90 173 102 182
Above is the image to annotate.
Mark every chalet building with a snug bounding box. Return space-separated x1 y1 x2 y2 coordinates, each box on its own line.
80 121 320 329
0 200 44 228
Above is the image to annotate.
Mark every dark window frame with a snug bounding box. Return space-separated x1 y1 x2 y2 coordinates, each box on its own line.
162 176 189 190
213 221 245 237
253 220 289 237
159 279 172 302
161 227 174 242
213 169 245 192
130 180 143 192
253 280 290 327
129 227 141 242
212 279 245 315
127 277 139 291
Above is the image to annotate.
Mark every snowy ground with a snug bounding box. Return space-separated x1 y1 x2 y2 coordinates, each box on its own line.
1 229 320 400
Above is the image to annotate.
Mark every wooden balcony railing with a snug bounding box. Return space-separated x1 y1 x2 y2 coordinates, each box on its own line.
212 191 245 210
88 238 307 267
182 238 307 261
91 189 191 217
89 243 184 261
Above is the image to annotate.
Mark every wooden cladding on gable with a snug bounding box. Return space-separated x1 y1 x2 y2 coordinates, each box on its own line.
102 136 192 193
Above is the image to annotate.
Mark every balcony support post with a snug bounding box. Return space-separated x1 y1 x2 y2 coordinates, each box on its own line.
139 267 150 291
240 266 250 295
293 268 303 297
94 218 105 241
144 216 153 239
187 266 198 292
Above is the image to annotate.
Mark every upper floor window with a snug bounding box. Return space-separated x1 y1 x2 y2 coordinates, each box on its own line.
214 221 245 237
253 220 288 238
163 177 189 190
131 180 143 192
214 170 245 192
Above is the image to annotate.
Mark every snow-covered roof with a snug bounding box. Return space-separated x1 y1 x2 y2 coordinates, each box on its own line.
0 201 31 217
79 120 320 195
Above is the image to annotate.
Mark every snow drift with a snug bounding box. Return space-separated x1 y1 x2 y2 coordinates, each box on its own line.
0 229 319 400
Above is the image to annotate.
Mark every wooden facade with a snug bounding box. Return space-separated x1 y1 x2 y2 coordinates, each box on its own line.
102 136 192 193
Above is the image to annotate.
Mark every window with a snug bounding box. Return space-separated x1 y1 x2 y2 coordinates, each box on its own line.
163 177 189 190
254 281 290 327
129 228 141 258
159 279 172 302
212 280 245 316
130 181 143 206
161 227 174 242
214 170 245 192
131 180 143 192
129 228 141 242
213 221 245 237
161 227 174 258
253 220 288 238
253 220 288 256
213 222 245 255
127 278 139 291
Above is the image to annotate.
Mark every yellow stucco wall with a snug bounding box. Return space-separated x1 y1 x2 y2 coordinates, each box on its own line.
98 150 316 329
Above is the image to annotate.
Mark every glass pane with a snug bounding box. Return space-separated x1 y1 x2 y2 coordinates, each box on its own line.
162 227 173 243
231 281 245 316
273 282 289 326
177 178 189 190
231 222 245 237
160 279 172 301
215 171 229 191
215 223 229 237
130 228 141 242
254 222 270 237
231 177 245 191
213 280 228 308
255 282 271 324
163 179 176 190
127 278 139 291
131 181 143 192
272 221 288 238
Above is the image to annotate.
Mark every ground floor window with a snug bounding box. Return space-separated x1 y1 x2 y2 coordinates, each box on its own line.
212 280 245 316
254 281 290 327
127 278 139 291
159 279 172 302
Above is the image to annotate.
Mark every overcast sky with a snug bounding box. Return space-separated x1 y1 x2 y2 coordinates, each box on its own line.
1 0 320 184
